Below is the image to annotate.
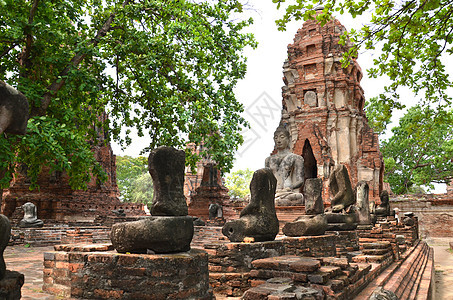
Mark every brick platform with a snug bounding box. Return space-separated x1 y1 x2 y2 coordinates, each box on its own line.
10 226 111 246
42 244 213 299
245 255 373 299
205 234 338 296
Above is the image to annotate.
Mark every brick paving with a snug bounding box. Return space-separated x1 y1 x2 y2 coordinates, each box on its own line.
4 245 60 300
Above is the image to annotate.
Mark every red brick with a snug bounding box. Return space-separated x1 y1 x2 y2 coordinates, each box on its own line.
93 289 124 299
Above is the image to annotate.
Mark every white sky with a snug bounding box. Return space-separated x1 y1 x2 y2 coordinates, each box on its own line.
111 1 448 193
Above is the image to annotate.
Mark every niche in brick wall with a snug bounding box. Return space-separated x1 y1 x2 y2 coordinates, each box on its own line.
304 63 317 80
306 44 316 55
302 139 317 183
304 89 317 107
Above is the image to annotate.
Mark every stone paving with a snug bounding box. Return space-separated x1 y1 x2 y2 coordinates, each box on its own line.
426 237 453 300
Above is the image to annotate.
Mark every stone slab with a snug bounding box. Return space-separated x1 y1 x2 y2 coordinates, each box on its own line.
54 243 114 252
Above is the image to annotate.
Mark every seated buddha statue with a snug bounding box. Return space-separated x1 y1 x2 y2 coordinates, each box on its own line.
265 125 304 206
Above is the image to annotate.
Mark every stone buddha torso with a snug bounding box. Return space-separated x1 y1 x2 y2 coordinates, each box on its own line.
19 202 43 228
265 126 304 206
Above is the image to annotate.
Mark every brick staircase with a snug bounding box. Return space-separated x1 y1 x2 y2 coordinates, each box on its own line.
353 241 394 263
244 255 373 299
382 240 433 300
356 240 434 300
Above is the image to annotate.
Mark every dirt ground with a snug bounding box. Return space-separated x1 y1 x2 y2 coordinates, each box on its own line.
425 237 453 300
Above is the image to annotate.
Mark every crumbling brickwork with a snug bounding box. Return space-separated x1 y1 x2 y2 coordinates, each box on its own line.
43 244 214 299
2 142 144 221
184 144 237 222
277 16 384 202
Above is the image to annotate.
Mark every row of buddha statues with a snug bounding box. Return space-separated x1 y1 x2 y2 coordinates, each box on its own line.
223 124 391 242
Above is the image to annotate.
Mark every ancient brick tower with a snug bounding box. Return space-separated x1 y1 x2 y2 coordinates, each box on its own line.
184 143 236 222
2 114 144 221
279 15 384 202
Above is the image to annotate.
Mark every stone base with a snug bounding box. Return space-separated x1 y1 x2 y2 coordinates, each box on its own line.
357 224 373 230
110 215 194 253
325 211 358 231
327 222 358 231
0 270 24 300
282 214 328 236
43 244 213 299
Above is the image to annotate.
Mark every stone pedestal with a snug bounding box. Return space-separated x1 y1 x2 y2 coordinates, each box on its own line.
110 216 194 253
43 243 213 299
325 210 359 231
283 214 328 236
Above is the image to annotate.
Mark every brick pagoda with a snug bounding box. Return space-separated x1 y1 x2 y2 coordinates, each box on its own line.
278 15 384 202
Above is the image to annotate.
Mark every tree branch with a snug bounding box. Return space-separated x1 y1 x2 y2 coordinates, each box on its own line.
19 0 40 77
31 0 132 117
0 42 19 60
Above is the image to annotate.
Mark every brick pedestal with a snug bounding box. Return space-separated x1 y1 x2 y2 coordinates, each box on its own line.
205 234 338 296
43 244 213 299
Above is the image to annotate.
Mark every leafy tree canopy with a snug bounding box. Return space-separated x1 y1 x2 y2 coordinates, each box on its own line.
0 0 255 189
224 168 253 199
273 0 452 131
116 155 148 202
129 172 154 210
382 106 453 194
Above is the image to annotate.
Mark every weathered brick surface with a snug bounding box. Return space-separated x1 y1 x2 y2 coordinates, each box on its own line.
205 234 342 296
206 235 337 273
2 141 145 221
247 255 373 300
274 13 383 203
391 195 453 238
42 247 214 299
10 226 111 246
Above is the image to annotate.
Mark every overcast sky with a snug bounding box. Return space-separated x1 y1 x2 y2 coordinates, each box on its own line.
111 1 447 192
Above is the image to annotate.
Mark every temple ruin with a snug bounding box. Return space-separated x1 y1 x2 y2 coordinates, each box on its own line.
1 114 144 222
278 16 384 203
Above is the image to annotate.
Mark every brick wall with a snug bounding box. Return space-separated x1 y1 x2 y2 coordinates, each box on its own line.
205 234 339 296
43 245 213 299
390 195 453 238
2 143 145 221
10 226 111 246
